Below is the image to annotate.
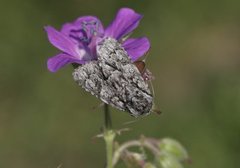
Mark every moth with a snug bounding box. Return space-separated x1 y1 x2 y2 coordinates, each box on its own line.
73 38 153 117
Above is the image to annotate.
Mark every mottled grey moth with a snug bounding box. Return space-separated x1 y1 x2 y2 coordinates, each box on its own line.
73 38 153 117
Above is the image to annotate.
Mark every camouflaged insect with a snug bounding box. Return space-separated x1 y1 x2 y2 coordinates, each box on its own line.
45 8 153 116
73 38 153 117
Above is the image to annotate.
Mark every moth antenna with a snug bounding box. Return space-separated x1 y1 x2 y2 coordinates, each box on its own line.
141 47 151 62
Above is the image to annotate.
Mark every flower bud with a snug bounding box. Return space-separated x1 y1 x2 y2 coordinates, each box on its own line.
122 151 145 168
156 152 183 168
144 162 157 168
158 138 188 161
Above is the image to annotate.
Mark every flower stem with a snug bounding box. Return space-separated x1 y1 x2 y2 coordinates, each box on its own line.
104 103 112 129
103 104 115 168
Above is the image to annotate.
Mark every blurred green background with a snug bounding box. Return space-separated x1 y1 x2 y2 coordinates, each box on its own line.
1 0 240 167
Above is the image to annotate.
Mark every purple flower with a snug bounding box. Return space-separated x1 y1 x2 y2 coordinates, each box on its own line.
45 8 150 72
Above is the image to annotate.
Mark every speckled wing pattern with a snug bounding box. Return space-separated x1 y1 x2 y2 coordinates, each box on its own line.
73 38 153 117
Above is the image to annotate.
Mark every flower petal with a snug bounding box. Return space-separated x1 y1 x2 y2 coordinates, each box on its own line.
47 53 85 72
105 8 143 40
123 37 150 62
44 26 80 57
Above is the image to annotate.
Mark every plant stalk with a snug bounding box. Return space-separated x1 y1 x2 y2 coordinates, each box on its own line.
103 104 115 168
104 103 112 129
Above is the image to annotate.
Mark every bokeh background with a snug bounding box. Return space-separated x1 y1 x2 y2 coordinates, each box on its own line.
1 0 240 167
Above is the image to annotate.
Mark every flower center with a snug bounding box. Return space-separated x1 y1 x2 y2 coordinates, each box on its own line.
69 20 101 46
